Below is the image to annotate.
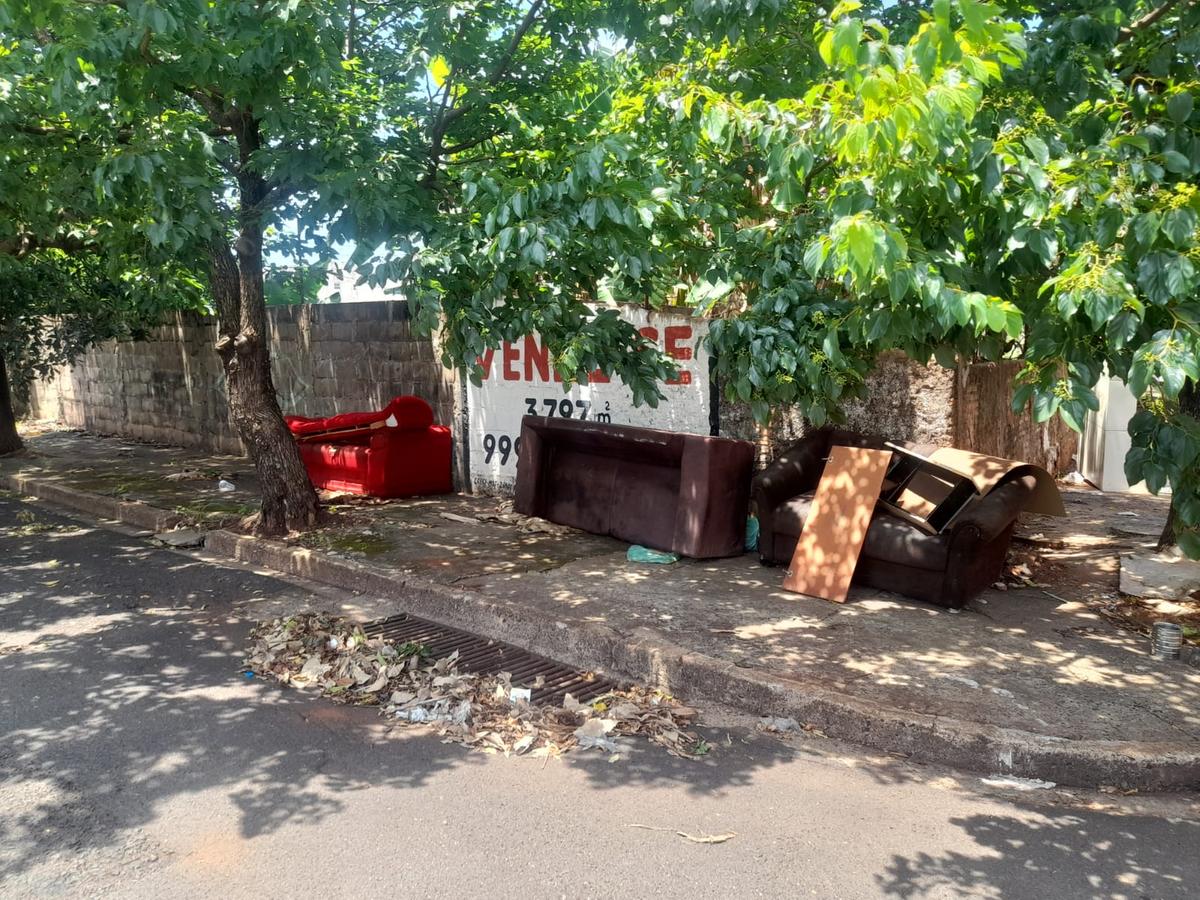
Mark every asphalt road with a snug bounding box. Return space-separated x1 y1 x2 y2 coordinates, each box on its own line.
2 491 1198 899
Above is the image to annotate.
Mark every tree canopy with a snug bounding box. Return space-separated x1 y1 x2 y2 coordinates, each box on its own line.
399 0 1200 556
2 1 1197 551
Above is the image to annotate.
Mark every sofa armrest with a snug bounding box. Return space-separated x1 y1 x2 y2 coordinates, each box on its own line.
673 436 755 558
512 417 547 516
751 429 831 510
948 475 1036 547
751 430 831 562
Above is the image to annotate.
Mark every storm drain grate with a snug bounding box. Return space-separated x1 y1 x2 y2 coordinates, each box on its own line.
362 614 617 706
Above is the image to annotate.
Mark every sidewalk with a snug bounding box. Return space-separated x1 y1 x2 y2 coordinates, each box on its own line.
3 425 1199 790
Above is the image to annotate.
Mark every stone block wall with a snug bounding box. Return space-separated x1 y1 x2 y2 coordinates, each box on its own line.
27 301 456 456
27 306 1074 483
720 351 957 467
719 351 1074 475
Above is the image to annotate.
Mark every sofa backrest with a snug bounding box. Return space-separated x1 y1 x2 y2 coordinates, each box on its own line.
514 417 754 558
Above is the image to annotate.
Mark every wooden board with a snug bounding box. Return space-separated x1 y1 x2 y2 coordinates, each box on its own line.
926 447 1065 517
783 445 892 604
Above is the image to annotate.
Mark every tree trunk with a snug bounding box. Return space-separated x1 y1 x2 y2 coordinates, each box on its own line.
208 141 320 536
0 354 23 456
1159 380 1200 550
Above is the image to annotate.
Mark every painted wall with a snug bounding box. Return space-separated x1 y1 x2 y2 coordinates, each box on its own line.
465 309 710 492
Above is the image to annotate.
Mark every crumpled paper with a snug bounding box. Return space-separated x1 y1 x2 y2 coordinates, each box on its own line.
245 613 708 760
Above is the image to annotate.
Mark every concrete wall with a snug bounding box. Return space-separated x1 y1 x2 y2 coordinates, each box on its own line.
720 352 1075 475
720 351 958 468
27 301 456 456
26 305 1074 482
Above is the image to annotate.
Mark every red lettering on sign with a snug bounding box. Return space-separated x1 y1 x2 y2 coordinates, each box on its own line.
524 335 550 382
639 326 659 342
587 368 610 384
665 325 693 361
663 325 694 385
479 348 495 379
502 342 520 381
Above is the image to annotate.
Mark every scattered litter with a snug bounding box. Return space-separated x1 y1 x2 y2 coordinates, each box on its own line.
627 545 680 564
245 613 707 760
981 775 1056 791
989 687 1015 698
757 716 801 734
242 671 255 680
756 716 825 738
626 824 737 844
438 512 478 525
217 479 236 492
1099 785 1139 796
937 673 980 689
473 500 579 536
1062 471 1086 485
164 469 206 482
574 717 620 752
152 528 205 549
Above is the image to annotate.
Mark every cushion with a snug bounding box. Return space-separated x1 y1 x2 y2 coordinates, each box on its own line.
775 491 949 572
286 395 434 437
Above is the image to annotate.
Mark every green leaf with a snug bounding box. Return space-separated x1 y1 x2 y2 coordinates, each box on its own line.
933 344 957 368
982 156 1003 195
1143 462 1167 494
846 219 876 277
1132 212 1160 248
1163 150 1192 174
1167 91 1194 124
772 175 805 210
1059 399 1085 433
1162 208 1197 247
702 104 729 145
804 238 831 277
1011 383 1035 414
1032 390 1060 423
1177 529 1200 560
1023 135 1050 166
1138 252 1196 304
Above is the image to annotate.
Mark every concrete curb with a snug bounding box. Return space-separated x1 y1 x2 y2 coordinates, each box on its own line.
5 471 1198 792
205 528 1200 793
1 471 183 533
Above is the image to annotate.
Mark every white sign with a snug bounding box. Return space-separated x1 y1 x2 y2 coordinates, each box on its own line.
467 309 711 493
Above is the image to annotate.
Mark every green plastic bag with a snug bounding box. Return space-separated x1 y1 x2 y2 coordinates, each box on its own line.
627 545 680 564
745 515 760 552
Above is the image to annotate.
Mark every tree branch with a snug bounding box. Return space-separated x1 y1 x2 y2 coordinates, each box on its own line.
0 233 98 258
429 0 548 154
443 128 503 156
1118 0 1197 42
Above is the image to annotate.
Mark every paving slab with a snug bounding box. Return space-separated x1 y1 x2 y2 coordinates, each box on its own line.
1121 552 1200 601
459 554 1200 744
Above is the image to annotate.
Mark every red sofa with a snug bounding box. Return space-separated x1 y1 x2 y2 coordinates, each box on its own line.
285 396 452 498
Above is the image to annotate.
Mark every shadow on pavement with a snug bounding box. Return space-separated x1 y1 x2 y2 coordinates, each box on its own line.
0 495 810 884
877 799 1199 899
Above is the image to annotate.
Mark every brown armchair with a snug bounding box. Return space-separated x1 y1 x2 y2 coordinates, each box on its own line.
753 428 1037 609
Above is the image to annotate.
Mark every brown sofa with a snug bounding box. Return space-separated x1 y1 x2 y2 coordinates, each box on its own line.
514 416 755 558
753 428 1038 608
